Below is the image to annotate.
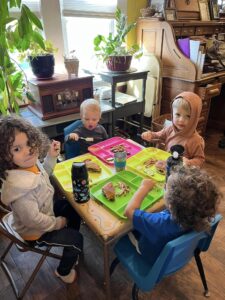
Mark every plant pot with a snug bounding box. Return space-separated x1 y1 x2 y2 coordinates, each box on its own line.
29 54 55 79
106 55 132 72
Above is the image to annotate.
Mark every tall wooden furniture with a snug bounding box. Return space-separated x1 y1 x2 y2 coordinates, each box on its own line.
98 70 148 136
137 18 225 135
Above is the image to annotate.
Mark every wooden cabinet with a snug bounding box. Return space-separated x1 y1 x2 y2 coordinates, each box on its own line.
137 18 225 135
28 74 93 120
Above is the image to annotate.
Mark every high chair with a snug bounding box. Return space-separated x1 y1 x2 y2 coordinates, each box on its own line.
0 212 62 299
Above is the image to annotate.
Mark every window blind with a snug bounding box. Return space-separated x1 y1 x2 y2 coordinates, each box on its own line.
62 0 117 18
10 0 41 17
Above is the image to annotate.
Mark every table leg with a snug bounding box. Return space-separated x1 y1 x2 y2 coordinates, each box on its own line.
103 243 111 300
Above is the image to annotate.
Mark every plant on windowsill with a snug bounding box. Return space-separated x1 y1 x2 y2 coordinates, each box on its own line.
0 1 45 115
93 7 142 72
19 40 58 79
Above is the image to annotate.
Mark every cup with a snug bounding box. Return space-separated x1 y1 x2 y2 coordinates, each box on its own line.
114 151 127 172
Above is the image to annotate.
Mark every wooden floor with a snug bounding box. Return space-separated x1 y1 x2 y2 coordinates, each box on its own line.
0 129 225 300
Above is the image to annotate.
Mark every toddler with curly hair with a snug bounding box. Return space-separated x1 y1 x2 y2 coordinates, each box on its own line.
0 115 83 284
125 166 220 265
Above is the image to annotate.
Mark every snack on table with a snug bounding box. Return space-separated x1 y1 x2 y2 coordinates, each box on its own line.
110 144 126 153
115 181 130 196
155 160 166 175
84 159 101 173
102 182 115 201
143 158 157 168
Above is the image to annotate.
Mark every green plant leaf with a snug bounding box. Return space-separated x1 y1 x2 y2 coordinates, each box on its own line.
15 0 22 7
26 91 36 103
32 31 45 49
0 75 5 91
23 4 43 30
11 72 23 89
3 17 16 25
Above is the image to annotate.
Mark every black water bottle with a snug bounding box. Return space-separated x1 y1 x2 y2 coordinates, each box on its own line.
71 162 90 203
166 144 184 182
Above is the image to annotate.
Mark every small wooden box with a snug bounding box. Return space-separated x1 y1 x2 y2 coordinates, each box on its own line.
28 74 93 120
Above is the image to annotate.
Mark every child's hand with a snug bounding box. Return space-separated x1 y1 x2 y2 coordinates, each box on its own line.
48 140 61 158
59 217 67 229
141 131 153 142
141 179 155 193
69 133 79 141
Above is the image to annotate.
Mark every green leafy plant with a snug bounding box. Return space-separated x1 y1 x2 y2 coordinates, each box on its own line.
93 7 142 62
0 0 46 115
19 40 58 60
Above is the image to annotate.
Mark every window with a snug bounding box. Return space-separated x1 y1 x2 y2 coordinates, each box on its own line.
61 1 117 69
9 0 41 17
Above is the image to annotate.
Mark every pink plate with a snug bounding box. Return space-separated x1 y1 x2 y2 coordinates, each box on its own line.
88 137 142 165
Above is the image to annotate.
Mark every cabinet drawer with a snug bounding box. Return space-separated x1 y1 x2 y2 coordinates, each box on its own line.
181 27 195 36
195 27 214 35
174 27 181 36
214 27 220 34
197 83 221 99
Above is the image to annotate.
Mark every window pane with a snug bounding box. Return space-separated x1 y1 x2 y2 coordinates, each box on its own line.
63 17 114 69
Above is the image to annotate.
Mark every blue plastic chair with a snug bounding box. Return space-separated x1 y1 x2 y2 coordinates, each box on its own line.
110 214 222 300
64 119 82 159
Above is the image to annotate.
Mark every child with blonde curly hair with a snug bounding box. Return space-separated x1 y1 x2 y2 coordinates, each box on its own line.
125 166 220 265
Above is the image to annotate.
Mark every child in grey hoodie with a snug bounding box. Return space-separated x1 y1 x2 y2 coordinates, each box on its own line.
0 115 83 284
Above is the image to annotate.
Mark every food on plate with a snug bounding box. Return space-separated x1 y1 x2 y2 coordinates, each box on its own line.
143 158 157 167
155 160 166 175
110 144 126 153
84 159 101 173
102 182 115 201
115 181 130 196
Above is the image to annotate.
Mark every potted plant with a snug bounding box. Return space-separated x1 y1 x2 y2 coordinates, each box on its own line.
93 7 142 72
20 40 58 79
0 1 46 115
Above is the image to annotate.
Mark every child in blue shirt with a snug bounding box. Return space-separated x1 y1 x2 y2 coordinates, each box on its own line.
124 166 220 265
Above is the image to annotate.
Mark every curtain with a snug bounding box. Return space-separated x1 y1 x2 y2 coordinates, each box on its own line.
62 0 117 18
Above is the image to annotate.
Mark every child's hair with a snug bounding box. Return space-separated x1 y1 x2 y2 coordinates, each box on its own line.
0 115 50 181
172 96 191 115
166 166 220 232
80 98 101 117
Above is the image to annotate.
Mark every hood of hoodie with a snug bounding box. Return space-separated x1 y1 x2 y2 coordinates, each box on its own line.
1 170 41 206
171 91 202 139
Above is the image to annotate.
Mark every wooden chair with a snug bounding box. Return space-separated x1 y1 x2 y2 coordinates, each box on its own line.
0 212 62 299
110 214 222 300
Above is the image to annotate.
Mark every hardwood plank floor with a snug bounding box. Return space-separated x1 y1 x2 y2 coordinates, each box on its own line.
0 129 225 300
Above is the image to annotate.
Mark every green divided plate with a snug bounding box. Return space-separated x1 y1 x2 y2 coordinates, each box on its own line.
90 170 164 219
127 147 170 182
53 153 113 192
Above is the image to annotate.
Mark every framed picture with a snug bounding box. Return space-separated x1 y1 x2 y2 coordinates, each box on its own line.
198 0 211 21
165 9 176 21
209 0 219 19
150 0 165 13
